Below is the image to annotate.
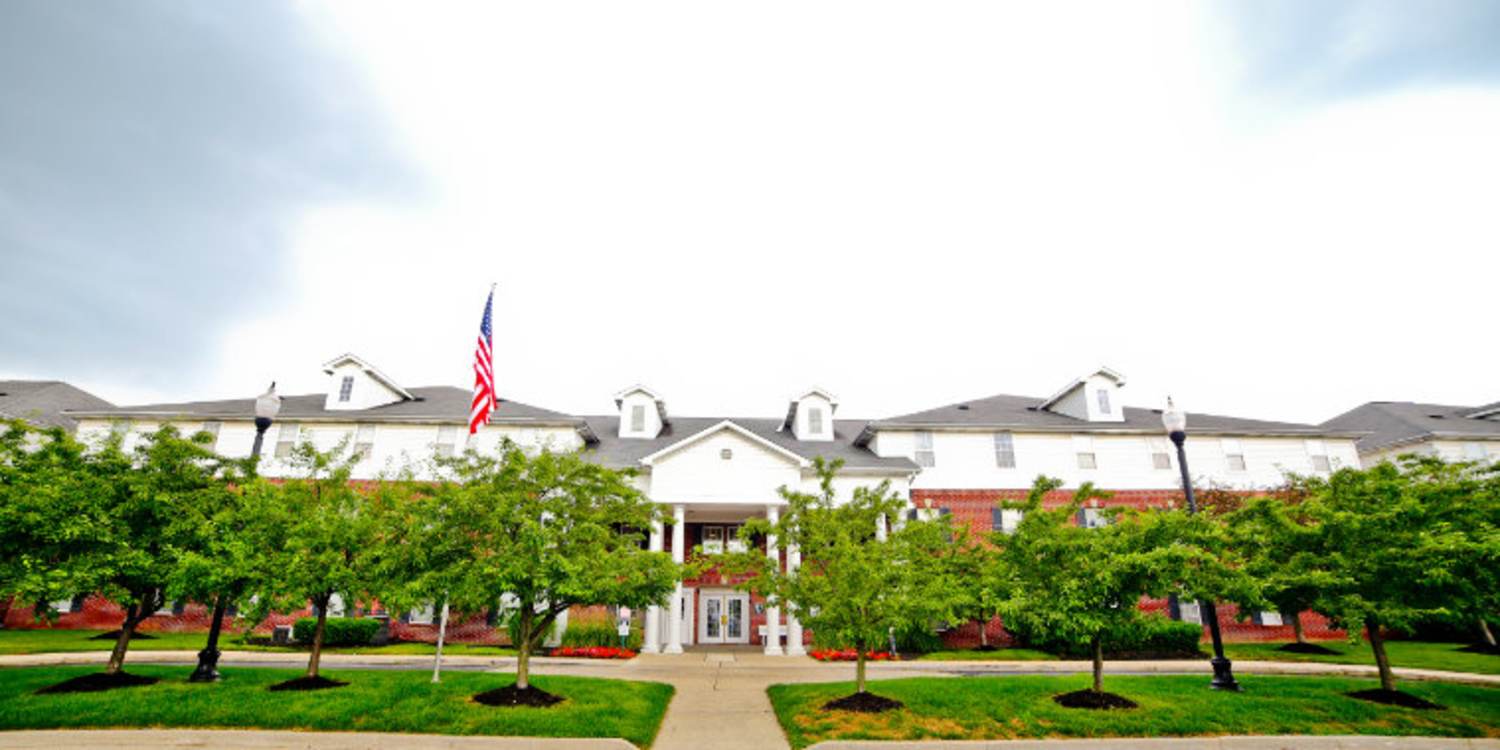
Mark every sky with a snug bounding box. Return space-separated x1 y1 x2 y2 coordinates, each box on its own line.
3 0 1498 425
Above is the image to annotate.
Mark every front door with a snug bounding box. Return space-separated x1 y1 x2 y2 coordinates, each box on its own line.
697 591 749 644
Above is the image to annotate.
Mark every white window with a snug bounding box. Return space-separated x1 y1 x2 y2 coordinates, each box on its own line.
1074 436 1096 470
994 508 1024 534
1077 452 1098 470
1464 442 1489 460
1305 440 1331 473
994 432 1016 468
1152 439 1173 470
914 431 935 467
434 425 458 457
807 407 824 435
338 375 355 403
326 593 346 618
725 524 746 553
1222 439 1246 472
1256 611 1283 627
353 424 376 461
1096 389 1112 414
702 525 725 554
274 423 300 459
630 404 646 433
407 603 435 625
1077 507 1108 528
1177 600 1202 624
200 421 221 448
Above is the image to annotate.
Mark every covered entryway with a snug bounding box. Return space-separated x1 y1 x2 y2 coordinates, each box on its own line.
697 589 750 644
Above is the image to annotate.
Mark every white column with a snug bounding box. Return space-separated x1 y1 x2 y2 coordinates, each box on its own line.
876 513 889 542
664 505 686 654
643 519 664 653
785 542 805 656
763 505 783 655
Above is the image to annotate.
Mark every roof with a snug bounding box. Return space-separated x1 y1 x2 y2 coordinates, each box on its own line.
1321 401 1500 454
0 380 114 430
66 386 579 426
579 415 917 473
857 391 1360 446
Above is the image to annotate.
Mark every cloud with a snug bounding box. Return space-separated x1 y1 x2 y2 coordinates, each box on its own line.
0 1 418 394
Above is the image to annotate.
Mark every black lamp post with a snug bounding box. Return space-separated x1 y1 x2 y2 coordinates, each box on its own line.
1163 398 1240 692
190 382 280 683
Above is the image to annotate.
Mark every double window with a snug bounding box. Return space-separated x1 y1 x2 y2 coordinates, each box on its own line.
274 423 301 459
914 431 936 467
993 431 1016 468
700 525 744 555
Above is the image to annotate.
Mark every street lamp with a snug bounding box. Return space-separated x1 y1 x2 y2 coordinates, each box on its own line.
190 382 280 683
1162 398 1240 691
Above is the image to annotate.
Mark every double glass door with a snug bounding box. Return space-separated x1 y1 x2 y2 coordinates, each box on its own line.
699 592 748 644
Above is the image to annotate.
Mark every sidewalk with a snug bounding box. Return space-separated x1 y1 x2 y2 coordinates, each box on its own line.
807 739 1500 750
0 729 632 749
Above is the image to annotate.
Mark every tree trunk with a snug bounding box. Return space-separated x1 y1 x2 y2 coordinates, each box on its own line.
854 637 867 694
515 607 533 690
1290 612 1306 645
431 598 450 683
1479 618 1496 649
1366 617 1395 692
204 595 228 654
979 616 989 649
106 602 142 675
306 596 329 678
1091 634 1104 693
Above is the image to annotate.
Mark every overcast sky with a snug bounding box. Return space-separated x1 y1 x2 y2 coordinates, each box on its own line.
3 1 1498 425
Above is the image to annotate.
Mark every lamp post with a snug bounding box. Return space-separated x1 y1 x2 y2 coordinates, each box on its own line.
190 382 280 683
1162 398 1240 692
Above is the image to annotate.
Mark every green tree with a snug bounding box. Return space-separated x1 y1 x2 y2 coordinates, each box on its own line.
1226 483 1335 646
726 459 966 700
437 446 677 696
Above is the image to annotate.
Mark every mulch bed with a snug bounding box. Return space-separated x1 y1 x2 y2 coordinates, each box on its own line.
1347 689 1445 710
1277 642 1341 655
1458 643 1500 655
1053 689 1139 710
822 692 905 713
89 630 155 641
267 675 349 692
472 684 564 707
35 671 159 694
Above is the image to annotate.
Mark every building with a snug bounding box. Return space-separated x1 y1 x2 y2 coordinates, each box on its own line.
57 356 1365 650
0 380 112 431
1322 400 1500 467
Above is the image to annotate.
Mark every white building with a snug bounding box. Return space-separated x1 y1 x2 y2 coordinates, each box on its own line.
1322 400 1500 466
68 356 1366 653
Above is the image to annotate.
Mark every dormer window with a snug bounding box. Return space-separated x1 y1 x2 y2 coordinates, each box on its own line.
338 376 354 402
631 404 646 433
807 407 824 435
1096 389 1111 415
614 385 666 439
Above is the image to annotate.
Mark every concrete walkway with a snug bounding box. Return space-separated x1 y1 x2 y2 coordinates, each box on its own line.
0 729 631 749
808 739 1500 750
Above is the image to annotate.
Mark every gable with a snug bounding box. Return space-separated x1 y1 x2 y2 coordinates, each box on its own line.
645 424 805 504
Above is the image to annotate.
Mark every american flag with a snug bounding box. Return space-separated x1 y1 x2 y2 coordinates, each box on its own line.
469 287 496 435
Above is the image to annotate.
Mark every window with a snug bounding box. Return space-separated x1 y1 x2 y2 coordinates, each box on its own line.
725 524 746 553
1253 611 1283 627
354 424 376 461
1176 599 1202 624
1305 440 1331 473
338 375 355 403
720 448 733 460
1464 442 1489 460
1152 451 1172 470
274 423 300 459
406 603 435 625
434 425 458 457
1310 455 1331 472
630 404 646 432
1222 439 1246 472
1077 452 1098 470
992 508 1024 534
1096 389 1112 414
914 431 935 467
702 525 725 554
807 407 824 434
993 432 1016 468
1074 435 1096 470
200 420 221 449
1077 506 1108 528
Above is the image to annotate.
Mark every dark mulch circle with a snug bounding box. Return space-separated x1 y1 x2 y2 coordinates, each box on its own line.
1347 689 1445 710
1053 689 1139 710
472 684 564 707
1277 642 1340 655
822 692 905 713
973 644 1000 652
89 629 155 641
1458 643 1500 655
268 675 349 692
36 671 159 694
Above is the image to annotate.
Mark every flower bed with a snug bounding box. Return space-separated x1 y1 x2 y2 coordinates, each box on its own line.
809 649 895 662
548 645 637 659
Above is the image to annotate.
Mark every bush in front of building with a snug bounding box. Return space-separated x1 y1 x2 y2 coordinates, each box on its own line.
292 617 380 648
1011 613 1203 659
560 619 642 650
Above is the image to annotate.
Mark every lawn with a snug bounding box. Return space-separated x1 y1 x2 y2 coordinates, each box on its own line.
0 629 514 657
1222 641 1500 676
0 665 672 748
916 647 1055 661
768 675 1500 749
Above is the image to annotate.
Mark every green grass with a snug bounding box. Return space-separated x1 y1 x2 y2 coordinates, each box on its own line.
916 647 1056 661
768 675 1500 749
0 665 671 747
1222 641 1500 676
0 629 514 657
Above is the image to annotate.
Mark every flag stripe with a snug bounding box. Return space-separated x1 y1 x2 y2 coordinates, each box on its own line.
469 288 496 435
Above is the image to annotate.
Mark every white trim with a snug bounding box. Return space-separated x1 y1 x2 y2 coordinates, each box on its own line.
639 420 810 467
320 353 415 401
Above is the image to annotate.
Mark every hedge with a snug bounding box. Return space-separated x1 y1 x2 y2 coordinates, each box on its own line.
560 619 643 650
1012 614 1203 658
292 617 381 647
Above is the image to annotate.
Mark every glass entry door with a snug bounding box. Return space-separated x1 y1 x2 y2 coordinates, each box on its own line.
697 591 750 644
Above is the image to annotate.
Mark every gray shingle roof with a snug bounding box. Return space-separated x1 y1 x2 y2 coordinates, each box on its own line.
579 415 917 472
0 380 113 430
66 386 577 425
858 392 1358 445
1321 401 1500 454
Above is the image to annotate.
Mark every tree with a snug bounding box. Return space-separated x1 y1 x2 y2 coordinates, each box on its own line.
999 476 1234 703
725 459 966 706
437 446 677 700
251 441 390 686
1226 483 1335 647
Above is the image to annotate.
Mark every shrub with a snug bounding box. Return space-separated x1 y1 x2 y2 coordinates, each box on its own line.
292 617 380 647
548 645 636 659
560 618 643 650
809 649 895 661
1012 614 1203 658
